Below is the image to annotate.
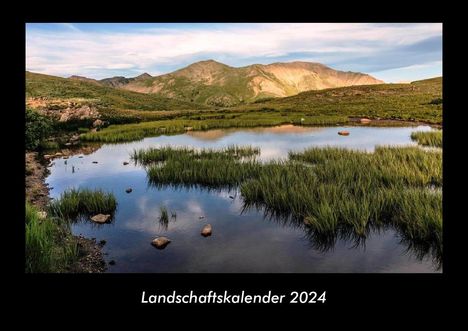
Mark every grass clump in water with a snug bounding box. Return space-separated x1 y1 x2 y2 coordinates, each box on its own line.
48 188 117 221
411 130 442 147
135 145 442 264
26 202 79 273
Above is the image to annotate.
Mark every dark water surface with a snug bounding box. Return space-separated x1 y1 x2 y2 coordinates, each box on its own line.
46 125 440 272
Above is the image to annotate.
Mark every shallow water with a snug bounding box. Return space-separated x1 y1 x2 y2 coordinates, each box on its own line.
46 125 440 272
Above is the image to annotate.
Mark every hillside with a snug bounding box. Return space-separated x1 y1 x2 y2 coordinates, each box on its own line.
90 60 383 107
26 71 210 114
234 77 442 123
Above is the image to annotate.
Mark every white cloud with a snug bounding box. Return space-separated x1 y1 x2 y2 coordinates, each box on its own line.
26 23 442 79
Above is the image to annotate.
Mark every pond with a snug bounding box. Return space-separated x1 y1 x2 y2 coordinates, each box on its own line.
46 124 440 272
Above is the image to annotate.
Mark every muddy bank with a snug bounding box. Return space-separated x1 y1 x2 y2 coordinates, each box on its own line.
26 152 106 273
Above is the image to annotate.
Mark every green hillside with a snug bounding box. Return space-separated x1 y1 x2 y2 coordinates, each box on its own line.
26 71 210 112
233 77 442 124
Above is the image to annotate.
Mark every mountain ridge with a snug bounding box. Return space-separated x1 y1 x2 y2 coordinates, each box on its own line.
66 60 384 106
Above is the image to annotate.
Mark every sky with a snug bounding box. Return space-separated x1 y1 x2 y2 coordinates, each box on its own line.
26 23 442 83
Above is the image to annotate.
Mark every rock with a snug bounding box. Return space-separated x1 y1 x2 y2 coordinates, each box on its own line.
151 236 171 249
360 118 371 124
199 216 205 219
125 188 133 193
90 214 111 224
338 131 350 136
201 224 212 237
229 196 234 199
63 156 69 159
109 260 116 265
37 211 47 219
123 161 129 165
92 119 104 128
43 154 53 160
65 143 72 146
99 240 107 246
78 156 84 158
92 161 98 164
54 152 63 157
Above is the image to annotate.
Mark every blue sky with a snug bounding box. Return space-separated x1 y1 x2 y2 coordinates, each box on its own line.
26 23 442 83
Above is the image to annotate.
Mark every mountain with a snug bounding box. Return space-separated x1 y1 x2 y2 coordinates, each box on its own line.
114 60 384 106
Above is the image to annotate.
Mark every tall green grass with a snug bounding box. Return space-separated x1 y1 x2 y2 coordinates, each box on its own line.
26 202 78 273
81 114 349 143
135 145 442 264
411 130 442 147
48 188 117 221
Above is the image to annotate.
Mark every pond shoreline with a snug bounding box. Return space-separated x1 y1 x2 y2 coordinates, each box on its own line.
26 152 106 273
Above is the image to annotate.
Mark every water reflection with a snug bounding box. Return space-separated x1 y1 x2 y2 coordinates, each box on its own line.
45 125 440 272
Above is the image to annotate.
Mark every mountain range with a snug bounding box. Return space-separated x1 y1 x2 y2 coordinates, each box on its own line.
69 60 384 107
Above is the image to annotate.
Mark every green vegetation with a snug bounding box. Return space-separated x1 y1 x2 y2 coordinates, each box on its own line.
134 145 442 264
411 130 443 147
26 202 78 273
48 188 117 221
132 145 259 165
159 206 169 229
82 114 349 143
25 108 53 150
26 72 209 112
234 77 443 124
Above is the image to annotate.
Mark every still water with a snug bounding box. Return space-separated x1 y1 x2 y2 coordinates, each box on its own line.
46 125 440 272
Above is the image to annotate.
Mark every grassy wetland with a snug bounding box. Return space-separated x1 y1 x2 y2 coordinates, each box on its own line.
132 144 442 266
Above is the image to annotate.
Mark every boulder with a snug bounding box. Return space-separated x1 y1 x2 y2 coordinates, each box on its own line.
360 118 371 124
201 224 212 237
151 236 171 249
338 131 350 136
92 119 104 128
90 214 111 224
125 188 133 193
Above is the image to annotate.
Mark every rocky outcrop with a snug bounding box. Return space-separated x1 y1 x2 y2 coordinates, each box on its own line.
27 97 101 123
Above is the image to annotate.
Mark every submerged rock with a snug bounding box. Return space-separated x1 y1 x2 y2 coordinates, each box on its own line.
90 214 111 224
151 236 171 249
125 188 133 193
338 131 350 136
201 224 212 237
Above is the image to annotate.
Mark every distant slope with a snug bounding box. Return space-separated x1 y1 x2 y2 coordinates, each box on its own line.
26 71 209 112
101 60 383 106
234 77 442 123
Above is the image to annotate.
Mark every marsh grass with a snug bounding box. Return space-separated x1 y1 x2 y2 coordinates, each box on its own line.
135 145 442 263
26 202 79 273
411 130 442 147
48 188 117 221
159 206 169 228
81 114 349 143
